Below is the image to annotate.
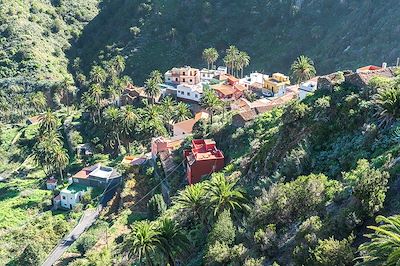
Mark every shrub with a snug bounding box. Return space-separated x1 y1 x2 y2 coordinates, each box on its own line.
76 234 97 256
310 236 354 266
254 224 278 256
208 210 236 246
147 194 166 220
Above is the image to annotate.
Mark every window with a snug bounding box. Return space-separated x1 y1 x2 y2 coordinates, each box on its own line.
190 79 192 83
195 94 198 98
183 72 186 76
175 78 178 82
183 78 186 82
187 92 190 96
62 196 66 200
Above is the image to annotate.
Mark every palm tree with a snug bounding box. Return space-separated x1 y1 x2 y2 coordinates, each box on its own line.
224 45 239 76
358 215 400 265
237 51 250 78
111 55 126 76
290 55 317 84
90 65 107 85
141 102 167 137
81 92 98 123
52 146 69 181
206 173 248 216
39 110 59 134
203 48 219 70
103 106 122 153
200 88 221 124
374 84 400 127
157 218 190 266
33 131 63 175
120 106 138 153
126 220 161 266
144 71 162 104
161 96 176 135
58 76 76 114
174 102 191 122
31 92 47 111
89 84 104 122
174 183 209 226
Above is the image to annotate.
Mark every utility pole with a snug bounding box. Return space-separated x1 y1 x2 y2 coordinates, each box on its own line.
397 57 400 67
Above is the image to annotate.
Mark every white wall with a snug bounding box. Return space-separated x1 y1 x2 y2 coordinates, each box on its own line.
299 82 317 101
177 84 202 102
60 190 83 209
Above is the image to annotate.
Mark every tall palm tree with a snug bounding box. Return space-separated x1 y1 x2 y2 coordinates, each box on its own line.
81 92 98 123
58 76 76 114
157 218 190 266
103 106 122 153
203 48 219 70
111 55 126 76
224 45 239 76
374 84 400 127
144 76 161 105
161 96 176 135
52 146 69 181
126 220 161 266
174 183 209 226
90 65 107 85
290 55 317 84
237 51 250 78
200 88 221 124
89 84 104 122
206 173 248 216
358 215 400 265
33 131 63 175
120 105 138 153
39 110 59 134
174 102 191 122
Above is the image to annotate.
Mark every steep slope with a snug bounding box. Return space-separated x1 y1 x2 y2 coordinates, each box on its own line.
72 0 400 84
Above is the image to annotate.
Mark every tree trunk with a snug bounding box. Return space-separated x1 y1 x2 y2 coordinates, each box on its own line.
145 250 154 266
167 254 175 266
59 168 64 182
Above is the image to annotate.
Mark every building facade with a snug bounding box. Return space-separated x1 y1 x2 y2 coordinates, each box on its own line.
184 139 225 184
263 73 290 96
60 184 87 209
176 83 203 102
165 66 201 85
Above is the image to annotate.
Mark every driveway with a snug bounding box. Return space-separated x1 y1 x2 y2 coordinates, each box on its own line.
42 185 118 266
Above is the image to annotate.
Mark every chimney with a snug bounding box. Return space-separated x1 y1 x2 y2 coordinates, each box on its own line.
382 62 387 69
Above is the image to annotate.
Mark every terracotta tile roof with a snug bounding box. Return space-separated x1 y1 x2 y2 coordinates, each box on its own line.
227 75 239 84
46 178 57 184
211 84 236 96
357 65 382 72
174 119 196 133
234 84 246 92
236 110 257 122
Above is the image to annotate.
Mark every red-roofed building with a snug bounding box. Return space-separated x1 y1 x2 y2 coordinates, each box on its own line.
184 139 225 184
356 65 382 73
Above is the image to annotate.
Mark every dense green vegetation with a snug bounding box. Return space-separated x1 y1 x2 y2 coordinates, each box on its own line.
1 0 400 265
73 0 400 84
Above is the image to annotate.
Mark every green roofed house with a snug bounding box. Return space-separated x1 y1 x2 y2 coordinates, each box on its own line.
60 183 88 209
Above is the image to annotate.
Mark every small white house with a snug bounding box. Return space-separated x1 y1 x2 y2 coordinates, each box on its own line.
240 72 269 89
299 79 318 101
177 83 203 102
200 67 228 82
60 184 87 209
46 178 57 190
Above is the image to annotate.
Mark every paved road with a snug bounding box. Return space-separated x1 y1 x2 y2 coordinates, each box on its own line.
41 185 118 266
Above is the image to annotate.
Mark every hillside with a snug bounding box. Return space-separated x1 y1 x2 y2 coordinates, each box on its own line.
72 0 400 84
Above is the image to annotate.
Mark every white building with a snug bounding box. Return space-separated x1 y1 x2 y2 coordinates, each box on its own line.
176 83 203 102
60 183 87 209
46 178 57 190
200 66 228 82
239 72 269 89
299 78 318 101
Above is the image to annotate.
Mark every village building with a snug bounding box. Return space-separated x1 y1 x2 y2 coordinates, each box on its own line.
122 155 148 167
151 136 185 158
46 177 57 190
176 83 203 103
184 139 225 184
120 84 161 105
299 77 319 101
211 75 246 101
239 72 270 89
71 164 122 188
173 111 209 136
356 65 383 73
60 183 88 209
263 73 290 96
346 65 395 88
164 66 201 86
200 67 227 82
